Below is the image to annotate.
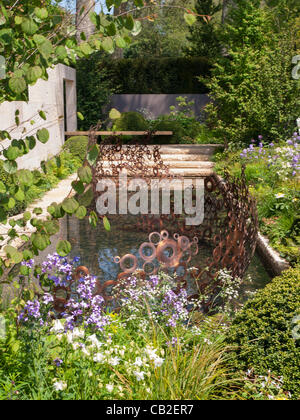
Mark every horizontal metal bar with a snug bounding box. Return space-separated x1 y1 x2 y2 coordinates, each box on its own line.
65 131 173 136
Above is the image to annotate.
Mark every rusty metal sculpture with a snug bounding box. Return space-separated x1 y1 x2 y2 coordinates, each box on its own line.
50 132 258 313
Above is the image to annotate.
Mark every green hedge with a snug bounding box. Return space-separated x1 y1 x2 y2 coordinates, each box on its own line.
78 55 211 96
226 266 300 399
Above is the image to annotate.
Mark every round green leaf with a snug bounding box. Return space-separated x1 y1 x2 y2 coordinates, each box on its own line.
5 146 19 161
3 160 17 174
103 216 111 232
15 187 25 201
37 128 49 143
26 66 43 84
38 39 53 59
79 42 93 56
18 169 33 186
102 37 114 54
62 197 79 214
33 34 46 45
0 181 6 193
75 205 87 220
116 36 126 49
7 197 16 209
32 232 50 251
21 18 38 35
55 45 68 59
87 144 99 166
78 187 93 207
78 166 92 184
9 76 26 94
56 240 71 257
132 21 142 37
34 7 48 20
23 211 31 222
71 180 85 195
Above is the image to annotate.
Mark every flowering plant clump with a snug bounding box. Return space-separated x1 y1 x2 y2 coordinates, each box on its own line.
240 133 300 180
241 369 291 401
113 272 201 333
17 253 112 334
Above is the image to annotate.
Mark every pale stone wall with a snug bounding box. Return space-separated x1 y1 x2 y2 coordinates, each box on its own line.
107 94 211 120
0 64 77 170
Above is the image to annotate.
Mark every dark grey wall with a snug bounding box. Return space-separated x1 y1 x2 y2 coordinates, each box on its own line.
107 94 211 119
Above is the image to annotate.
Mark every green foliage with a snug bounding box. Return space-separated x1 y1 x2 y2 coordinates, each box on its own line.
204 0 300 146
63 136 89 161
112 111 148 131
0 0 199 283
76 52 118 131
226 266 300 399
214 146 300 264
149 116 184 144
81 56 210 97
123 0 195 58
185 0 222 60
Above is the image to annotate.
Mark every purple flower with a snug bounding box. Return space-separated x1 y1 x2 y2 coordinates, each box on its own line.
54 358 63 367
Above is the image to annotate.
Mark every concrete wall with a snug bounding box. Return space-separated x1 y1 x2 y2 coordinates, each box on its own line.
0 64 77 170
107 94 211 120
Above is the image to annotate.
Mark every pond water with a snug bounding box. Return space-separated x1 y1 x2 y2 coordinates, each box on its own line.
24 215 272 303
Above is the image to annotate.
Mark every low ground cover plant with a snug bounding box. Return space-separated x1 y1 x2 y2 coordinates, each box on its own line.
0 253 298 400
0 151 81 218
215 132 300 264
0 254 237 400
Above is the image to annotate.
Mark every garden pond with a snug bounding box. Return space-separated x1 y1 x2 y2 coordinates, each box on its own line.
5 214 273 305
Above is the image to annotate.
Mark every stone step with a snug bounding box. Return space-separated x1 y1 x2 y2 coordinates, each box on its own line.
100 144 223 156
152 144 222 155
100 161 214 169
159 154 212 162
162 161 214 168
169 168 214 177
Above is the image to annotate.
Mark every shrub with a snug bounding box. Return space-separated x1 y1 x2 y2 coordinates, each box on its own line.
226 266 300 398
63 136 88 161
76 52 117 131
204 1 300 147
80 56 211 97
112 112 149 132
151 117 186 144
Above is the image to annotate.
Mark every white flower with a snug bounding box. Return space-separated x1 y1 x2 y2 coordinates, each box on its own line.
109 356 120 366
53 380 67 391
106 383 114 392
72 328 84 339
145 346 158 360
275 193 285 199
93 353 105 363
87 334 103 349
81 345 90 356
134 357 143 367
153 356 164 368
50 320 64 334
133 370 146 381
72 342 80 350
